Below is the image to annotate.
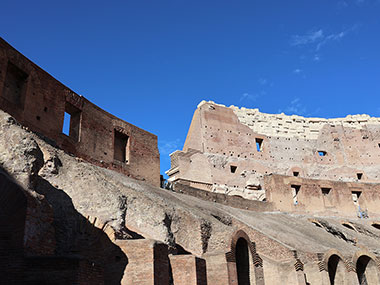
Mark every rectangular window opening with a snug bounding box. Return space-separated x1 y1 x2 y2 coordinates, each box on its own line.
293 171 299 177
230 165 237 173
318 151 327 156
114 130 129 163
255 138 263 152
62 102 81 142
357 173 363 180
351 191 362 206
2 62 28 107
291 185 301 205
62 112 71 136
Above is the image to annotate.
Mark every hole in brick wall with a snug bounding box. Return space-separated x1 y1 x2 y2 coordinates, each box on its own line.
230 165 237 173
372 223 380 230
291 185 300 205
255 138 263 152
357 173 363 180
293 171 299 177
62 102 81 141
2 62 28 107
351 191 361 206
318 151 327 156
235 238 250 285
114 130 129 163
342 223 355 231
44 107 48 112
62 112 71 136
321 188 331 195
36 115 41 121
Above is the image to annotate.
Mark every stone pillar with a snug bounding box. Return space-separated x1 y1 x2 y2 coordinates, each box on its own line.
169 255 207 285
115 239 169 285
203 252 230 285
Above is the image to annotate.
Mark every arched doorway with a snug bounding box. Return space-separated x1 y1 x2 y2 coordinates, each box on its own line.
327 254 345 284
235 237 250 285
356 255 380 285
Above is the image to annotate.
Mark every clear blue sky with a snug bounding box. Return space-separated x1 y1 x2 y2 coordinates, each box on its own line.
1 0 380 175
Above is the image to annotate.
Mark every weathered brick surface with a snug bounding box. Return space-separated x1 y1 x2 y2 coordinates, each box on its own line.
115 239 171 285
169 255 207 285
0 37 160 186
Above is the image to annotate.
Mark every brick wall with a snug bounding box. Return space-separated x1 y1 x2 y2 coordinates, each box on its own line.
0 37 160 186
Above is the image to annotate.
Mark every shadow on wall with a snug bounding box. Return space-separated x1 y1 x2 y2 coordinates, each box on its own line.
0 166 129 284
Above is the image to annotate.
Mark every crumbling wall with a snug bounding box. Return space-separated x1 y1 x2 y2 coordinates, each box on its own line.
167 101 380 200
0 37 160 186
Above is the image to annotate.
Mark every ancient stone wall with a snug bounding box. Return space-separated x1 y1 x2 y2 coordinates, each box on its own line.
0 37 160 186
265 174 380 217
167 100 380 200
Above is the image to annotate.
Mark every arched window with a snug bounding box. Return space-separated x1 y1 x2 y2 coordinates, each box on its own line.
356 255 380 285
327 254 345 284
235 238 250 285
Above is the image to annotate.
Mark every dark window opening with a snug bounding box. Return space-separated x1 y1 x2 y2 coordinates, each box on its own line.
235 238 250 285
378 143 380 148
342 223 355 231
291 185 300 205
62 102 81 142
230 165 237 173
293 171 299 177
318 151 327 156
356 255 372 285
351 191 361 206
255 138 263 152
372 223 380 230
2 62 28 107
357 173 363 180
321 188 331 195
114 130 129 163
328 255 344 285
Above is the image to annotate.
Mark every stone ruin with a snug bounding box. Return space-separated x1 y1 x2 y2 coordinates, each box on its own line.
1 37 380 284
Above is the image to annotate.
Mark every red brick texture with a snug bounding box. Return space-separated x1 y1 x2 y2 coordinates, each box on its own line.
0 37 160 186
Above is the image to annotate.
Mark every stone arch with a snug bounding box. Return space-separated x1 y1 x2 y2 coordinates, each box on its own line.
321 249 350 284
235 237 250 284
353 253 380 285
226 229 264 285
327 254 346 284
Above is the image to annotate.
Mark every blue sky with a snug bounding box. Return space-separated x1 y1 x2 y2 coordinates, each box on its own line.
1 0 380 175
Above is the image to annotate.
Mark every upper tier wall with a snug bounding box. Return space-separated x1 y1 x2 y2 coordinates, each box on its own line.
206 101 380 139
0 37 160 186
167 101 380 200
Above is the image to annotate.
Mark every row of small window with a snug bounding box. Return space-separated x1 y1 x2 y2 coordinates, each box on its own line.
291 184 362 206
292 171 364 180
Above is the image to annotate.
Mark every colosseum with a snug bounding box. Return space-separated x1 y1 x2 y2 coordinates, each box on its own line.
1 37 380 285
